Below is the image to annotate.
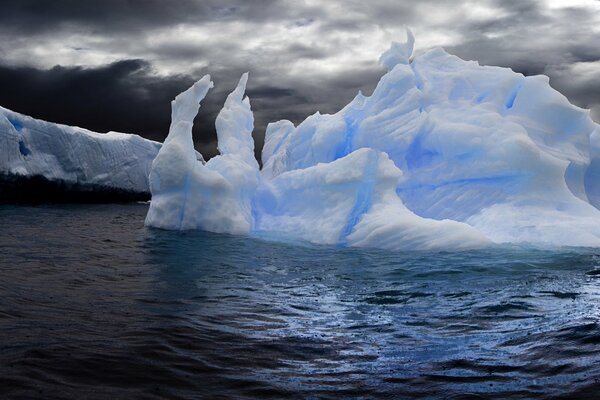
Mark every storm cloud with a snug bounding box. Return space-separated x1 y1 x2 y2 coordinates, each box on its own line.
0 0 598 161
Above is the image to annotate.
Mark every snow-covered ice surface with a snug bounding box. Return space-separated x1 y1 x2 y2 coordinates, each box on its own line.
146 31 600 250
0 106 161 201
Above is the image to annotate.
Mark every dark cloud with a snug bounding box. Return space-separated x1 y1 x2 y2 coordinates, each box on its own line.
246 86 299 100
0 59 224 156
0 57 371 162
284 44 330 61
0 0 292 35
0 0 197 34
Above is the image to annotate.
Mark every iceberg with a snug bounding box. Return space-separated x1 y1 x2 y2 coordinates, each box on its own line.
146 31 600 249
0 106 162 202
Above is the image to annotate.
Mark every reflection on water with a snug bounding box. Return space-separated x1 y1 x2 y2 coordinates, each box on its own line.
1 203 600 399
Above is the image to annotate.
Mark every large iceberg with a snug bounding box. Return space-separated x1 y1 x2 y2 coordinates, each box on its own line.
146 31 600 249
0 106 162 202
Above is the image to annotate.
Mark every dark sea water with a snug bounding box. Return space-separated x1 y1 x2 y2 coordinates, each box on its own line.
1 203 600 399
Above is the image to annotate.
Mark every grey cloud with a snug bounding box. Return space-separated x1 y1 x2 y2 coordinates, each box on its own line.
0 0 598 164
284 43 331 61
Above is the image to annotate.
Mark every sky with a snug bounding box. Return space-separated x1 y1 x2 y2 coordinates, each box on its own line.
0 0 598 160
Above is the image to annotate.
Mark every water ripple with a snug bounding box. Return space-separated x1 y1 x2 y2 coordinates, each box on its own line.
1 204 600 399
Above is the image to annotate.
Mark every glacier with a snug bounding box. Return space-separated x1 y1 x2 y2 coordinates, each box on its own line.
146 31 600 250
0 105 162 202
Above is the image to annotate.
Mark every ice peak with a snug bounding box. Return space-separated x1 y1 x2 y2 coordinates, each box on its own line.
226 72 249 105
169 74 213 138
379 28 415 70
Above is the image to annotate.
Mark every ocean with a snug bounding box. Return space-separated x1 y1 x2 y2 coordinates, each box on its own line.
1 203 600 399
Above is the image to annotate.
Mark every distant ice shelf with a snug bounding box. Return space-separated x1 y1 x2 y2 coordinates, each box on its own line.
0 106 162 202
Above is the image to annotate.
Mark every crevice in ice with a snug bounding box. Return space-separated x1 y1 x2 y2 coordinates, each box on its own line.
397 174 527 194
409 54 425 91
178 174 191 230
565 161 590 203
18 140 31 156
8 116 23 132
585 159 600 210
475 94 486 104
405 134 439 170
335 116 359 161
332 93 369 162
505 81 523 110
338 151 379 246
397 174 529 221
271 127 293 157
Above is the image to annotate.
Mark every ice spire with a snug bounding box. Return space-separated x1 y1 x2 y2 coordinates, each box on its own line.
379 28 415 70
215 72 259 169
145 73 260 234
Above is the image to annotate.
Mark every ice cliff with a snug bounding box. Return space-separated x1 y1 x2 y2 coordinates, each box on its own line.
146 31 600 249
0 106 161 202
